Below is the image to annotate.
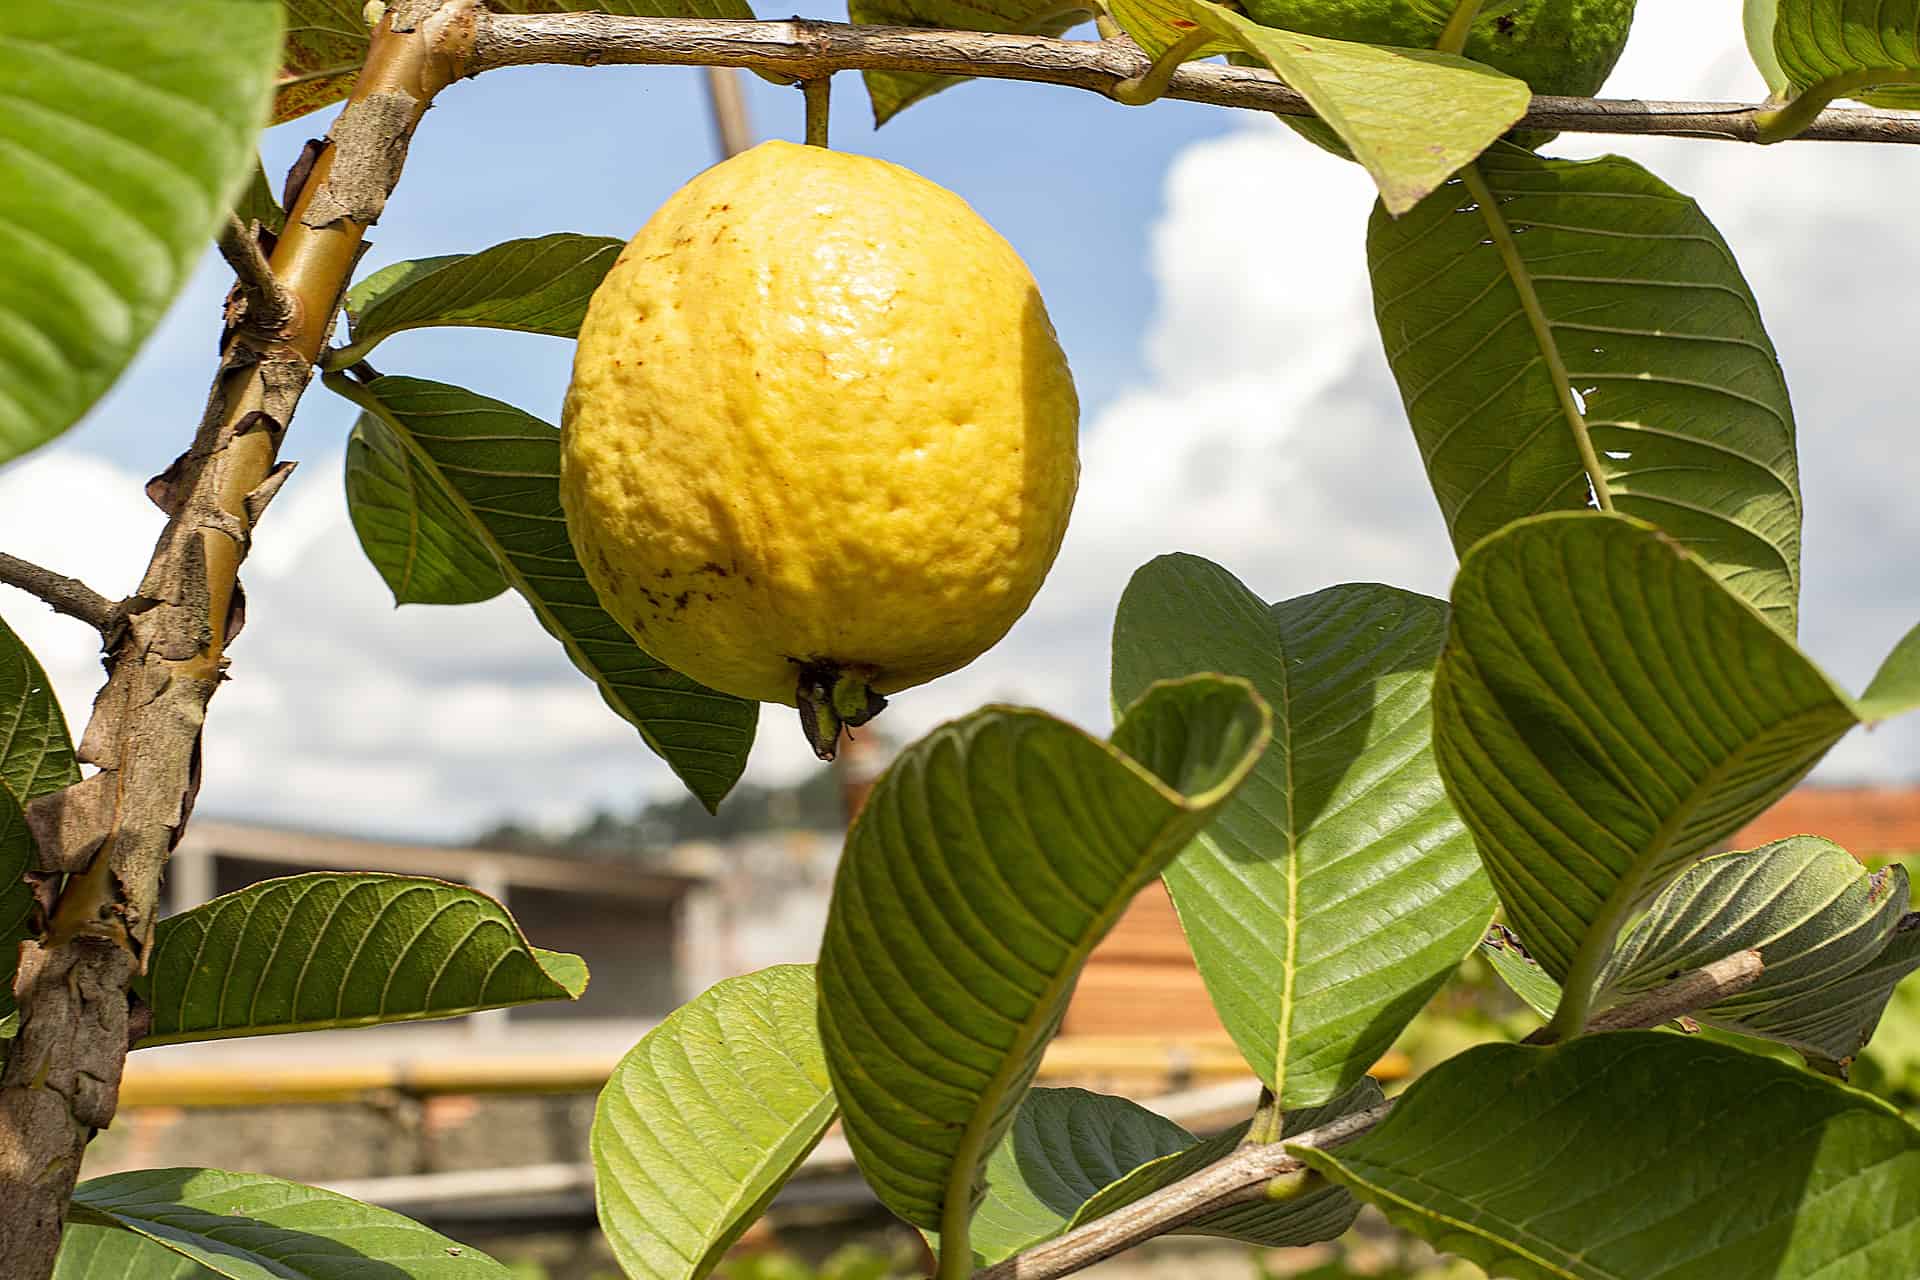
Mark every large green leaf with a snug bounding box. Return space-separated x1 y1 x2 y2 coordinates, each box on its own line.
846 0 1092 124
1296 1034 1920 1279
327 235 624 370
344 413 508 606
1371 147 1802 633
1110 0 1529 215
69 1168 512 1279
1749 0 1920 113
1603 838 1919 1062
817 677 1270 1255
0 789 32 1024
952 1085 1368 1267
0 616 79 1019
0 613 79 807
1483 840 1920 1065
592 966 835 1280
56 1222 222 1280
274 1 756 122
324 372 757 810
1434 511 1885 1038
1111 556 1494 1105
0 0 282 464
132 873 585 1045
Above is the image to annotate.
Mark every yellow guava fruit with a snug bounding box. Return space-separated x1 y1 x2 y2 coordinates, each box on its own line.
560 140 1080 760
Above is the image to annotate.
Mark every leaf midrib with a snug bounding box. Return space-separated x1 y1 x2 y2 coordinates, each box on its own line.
936 798 1212 1270
1459 162 1615 516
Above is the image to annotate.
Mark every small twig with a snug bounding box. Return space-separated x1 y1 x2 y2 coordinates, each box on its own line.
983 950 1764 1280
216 213 297 335
0 553 118 635
1575 948 1765 1038
975 1102 1391 1280
462 14 1920 145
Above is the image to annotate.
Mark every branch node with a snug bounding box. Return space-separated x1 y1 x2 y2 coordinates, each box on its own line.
216 215 298 337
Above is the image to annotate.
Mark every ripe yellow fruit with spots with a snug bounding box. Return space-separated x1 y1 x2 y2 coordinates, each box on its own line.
560 141 1080 758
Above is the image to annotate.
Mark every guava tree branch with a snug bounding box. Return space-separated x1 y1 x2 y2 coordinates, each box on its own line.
463 14 1920 145
976 950 1767 1280
0 5 477 1276
0 554 118 635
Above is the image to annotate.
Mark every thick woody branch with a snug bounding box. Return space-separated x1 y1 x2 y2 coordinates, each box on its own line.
463 14 1920 145
982 950 1767 1280
0 554 118 635
0 5 477 1277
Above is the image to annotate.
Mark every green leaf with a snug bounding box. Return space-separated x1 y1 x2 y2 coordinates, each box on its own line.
1859 621 1920 722
0 616 78 1019
0 614 80 805
69 1168 512 1278
1603 838 1916 1059
1434 511 1872 1036
845 0 1092 124
1111 556 1494 1105
592 966 836 1280
344 413 509 606
233 156 285 236
328 234 624 370
0 789 32 1024
0 0 282 464
1752 0 1920 112
1110 0 1529 215
132 873 585 1045
1370 147 1803 633
952 1084 1369 1267
56 1221 222 1280
1296 1034 1920 1279
324 372 757 811
1478 927 1561 1022
274 0 757 122
817 677 1270 1249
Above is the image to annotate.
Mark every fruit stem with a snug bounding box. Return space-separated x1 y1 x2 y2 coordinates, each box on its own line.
1434 0 1487 55
802 75 832 147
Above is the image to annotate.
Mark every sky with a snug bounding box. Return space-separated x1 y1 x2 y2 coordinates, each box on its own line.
3 0 1917 841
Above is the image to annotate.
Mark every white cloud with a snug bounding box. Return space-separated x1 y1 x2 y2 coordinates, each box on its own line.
3 0 1914 838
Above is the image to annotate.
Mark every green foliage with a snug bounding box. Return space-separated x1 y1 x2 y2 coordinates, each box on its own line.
592 967 837 1280
67 1168 511 1278
1112 557 1494 1106
328 372 758 810
0 0 282 465
716 1246 920 1280
1749 0 1920 110
0 616 79 1020
1299 1034 1920 1279
132 873 586 1045
1110 0 1529 213
1433 512 1891 1034
1370 147 1803 633
345 412 511 606
817 678 1269 1250
329 235 625 370
946 1085 1370 1265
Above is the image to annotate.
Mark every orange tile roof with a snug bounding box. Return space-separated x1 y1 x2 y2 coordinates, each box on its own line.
1730 787 1920 858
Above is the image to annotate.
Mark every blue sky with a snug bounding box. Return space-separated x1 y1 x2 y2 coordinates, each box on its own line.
5 1 1919 839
